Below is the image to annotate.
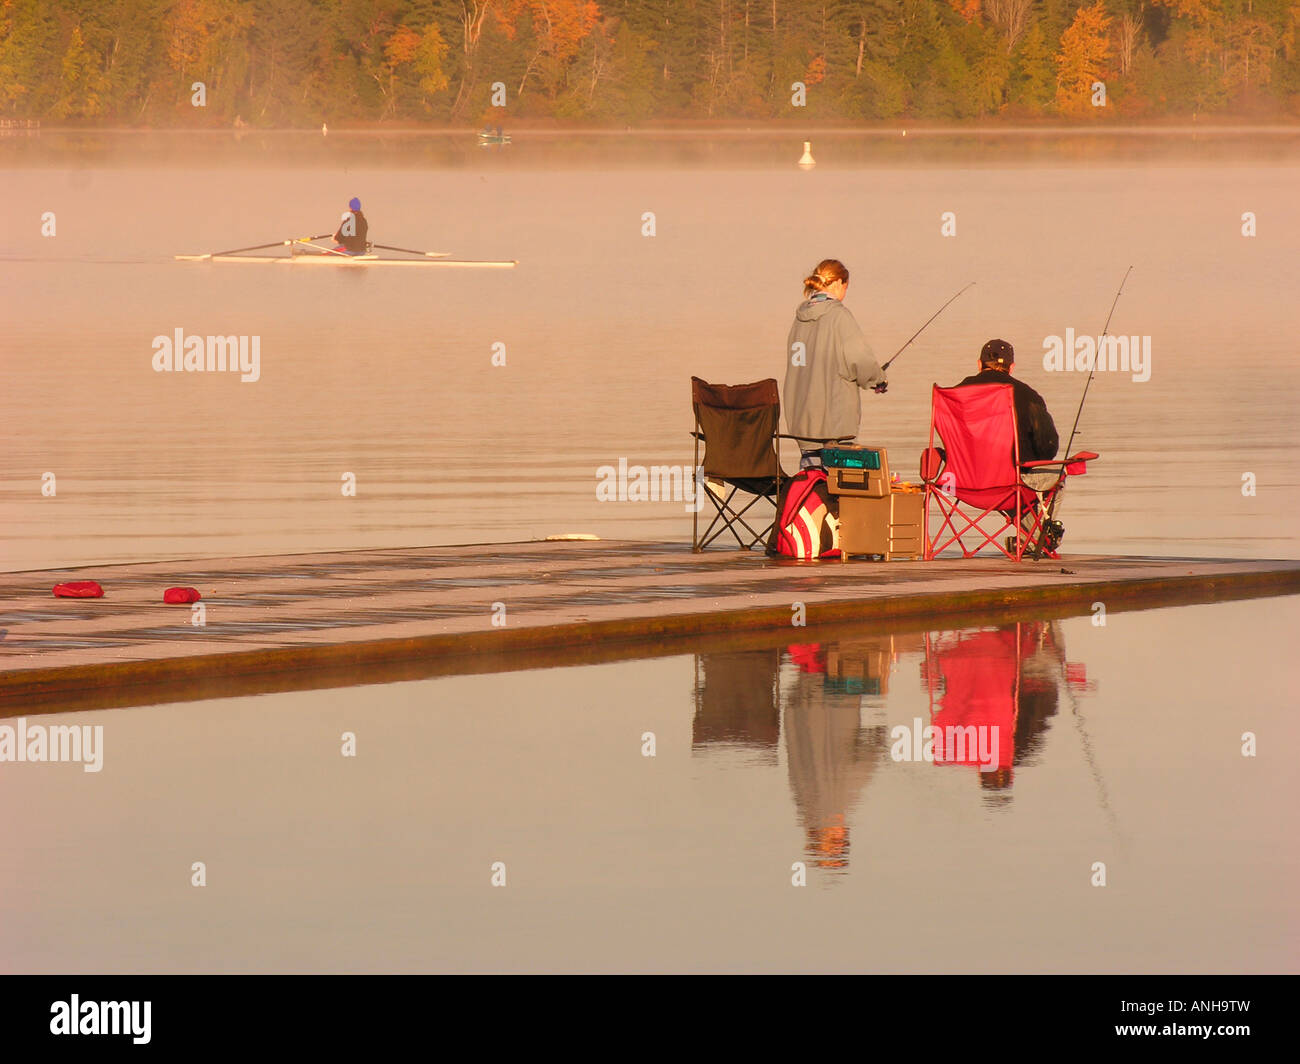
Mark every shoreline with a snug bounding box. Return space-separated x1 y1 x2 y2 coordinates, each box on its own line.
14 122 1300 136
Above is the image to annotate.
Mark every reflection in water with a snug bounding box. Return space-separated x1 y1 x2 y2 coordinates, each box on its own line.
692 620 1093 873
691 649 781 759
781 640 905 871
923 623 1086 796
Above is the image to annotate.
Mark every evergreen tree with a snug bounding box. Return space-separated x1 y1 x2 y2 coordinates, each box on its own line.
1011 18 1055 111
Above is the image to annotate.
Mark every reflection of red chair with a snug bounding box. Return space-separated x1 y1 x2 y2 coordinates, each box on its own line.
927 628 1018 773
920 384 1097 561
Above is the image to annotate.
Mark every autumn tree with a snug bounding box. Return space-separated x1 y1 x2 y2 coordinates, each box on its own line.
985 0 1034 53
0 0 1298 123
163 0 255 117
1056 0 1112 115
54 25 108 117
1156 0 1281 104
497 0 600 99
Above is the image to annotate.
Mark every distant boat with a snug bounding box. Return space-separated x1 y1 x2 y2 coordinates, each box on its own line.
175 237 515 269
478 128 511 145
177 252 516 269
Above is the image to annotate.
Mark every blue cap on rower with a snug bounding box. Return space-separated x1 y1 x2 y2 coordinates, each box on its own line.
349 197 361 211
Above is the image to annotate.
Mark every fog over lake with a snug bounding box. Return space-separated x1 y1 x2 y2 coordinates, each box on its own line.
2 129 1298 569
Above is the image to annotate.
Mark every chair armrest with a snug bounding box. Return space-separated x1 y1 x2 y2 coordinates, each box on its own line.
919 447 944 482
1021 452 1097 478
774 434 855 443
1021 451 1099 468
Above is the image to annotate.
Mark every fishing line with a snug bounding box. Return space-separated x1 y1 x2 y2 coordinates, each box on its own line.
880 281 976 372
1061 266 1133 463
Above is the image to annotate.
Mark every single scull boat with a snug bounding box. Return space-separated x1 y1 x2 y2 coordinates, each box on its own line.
176 253 517 268
174 237 516 268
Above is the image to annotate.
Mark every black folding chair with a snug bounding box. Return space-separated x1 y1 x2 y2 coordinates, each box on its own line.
691 377 787 551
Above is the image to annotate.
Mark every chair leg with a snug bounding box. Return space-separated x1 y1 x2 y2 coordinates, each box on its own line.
692 428 701 551
696 484 781 552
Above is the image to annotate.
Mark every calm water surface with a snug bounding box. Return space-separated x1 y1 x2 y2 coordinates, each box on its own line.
2 595 1296 973
2 131 1298 569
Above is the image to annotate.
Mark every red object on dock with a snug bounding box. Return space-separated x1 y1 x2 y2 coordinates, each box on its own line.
53 581 104 598
163 587 201 604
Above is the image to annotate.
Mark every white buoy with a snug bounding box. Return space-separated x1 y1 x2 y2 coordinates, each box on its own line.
322 122 328 136
798 141 815 169
902 129 907 137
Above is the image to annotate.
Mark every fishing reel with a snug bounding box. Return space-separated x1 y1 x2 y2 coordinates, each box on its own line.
1040 519 1064 552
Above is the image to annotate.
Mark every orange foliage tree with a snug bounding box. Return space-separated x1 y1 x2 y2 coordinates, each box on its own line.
1055 0 1112 116
497 0 601 97
1151 0 1278 102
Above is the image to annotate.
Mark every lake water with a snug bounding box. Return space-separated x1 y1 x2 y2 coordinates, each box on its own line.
2 593 1295 973
2 129 1299 571
3 131 1297 974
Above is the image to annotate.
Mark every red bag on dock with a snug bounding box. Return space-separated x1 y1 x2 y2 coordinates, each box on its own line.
163 587 201 604
53 581 104 598
767 470 841 559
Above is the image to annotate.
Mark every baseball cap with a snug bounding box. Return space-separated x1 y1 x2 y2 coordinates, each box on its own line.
980 338 1015 367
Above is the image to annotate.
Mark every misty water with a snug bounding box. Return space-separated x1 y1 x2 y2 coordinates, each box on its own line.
2 130 1299 570
2 595 1295 973
2 131 1298 974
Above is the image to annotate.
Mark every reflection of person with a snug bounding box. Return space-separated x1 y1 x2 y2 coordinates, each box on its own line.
783 642 888 869
783 259 887 470
333 197 369 255
925 621 1065 795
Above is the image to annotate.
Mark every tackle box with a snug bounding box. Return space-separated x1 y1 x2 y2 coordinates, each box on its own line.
822 445 890 498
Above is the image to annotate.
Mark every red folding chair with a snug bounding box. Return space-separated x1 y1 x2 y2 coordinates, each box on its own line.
919 383 1097 561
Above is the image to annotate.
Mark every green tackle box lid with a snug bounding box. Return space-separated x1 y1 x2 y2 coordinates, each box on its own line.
821 446 883 470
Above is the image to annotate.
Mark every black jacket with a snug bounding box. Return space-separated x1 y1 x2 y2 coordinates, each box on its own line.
334 210 369 254
956 368 1059 462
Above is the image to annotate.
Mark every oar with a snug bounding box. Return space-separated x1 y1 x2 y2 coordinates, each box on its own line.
177 234 332 261
294 239 352 258
371 243 451 259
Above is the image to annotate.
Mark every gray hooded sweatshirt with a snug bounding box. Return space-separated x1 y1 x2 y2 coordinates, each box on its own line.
783 294 885 444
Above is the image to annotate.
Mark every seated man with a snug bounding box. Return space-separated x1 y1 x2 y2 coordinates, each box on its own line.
957 338 1058 463
333 197 369 255
955 338 1063 551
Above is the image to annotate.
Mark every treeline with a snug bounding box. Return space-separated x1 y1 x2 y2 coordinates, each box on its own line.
2 0 1298 125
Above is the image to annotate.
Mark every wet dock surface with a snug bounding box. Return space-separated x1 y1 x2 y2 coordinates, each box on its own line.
2 540 1298 712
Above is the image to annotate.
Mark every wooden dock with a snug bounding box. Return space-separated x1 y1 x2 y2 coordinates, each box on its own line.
2 540 1297 713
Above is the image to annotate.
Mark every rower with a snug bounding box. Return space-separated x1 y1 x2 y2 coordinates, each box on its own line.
333 197 369 255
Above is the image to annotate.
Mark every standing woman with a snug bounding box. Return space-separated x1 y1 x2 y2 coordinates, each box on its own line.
783 259 887 469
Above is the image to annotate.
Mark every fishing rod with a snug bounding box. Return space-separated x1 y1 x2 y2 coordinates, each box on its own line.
1051 630 1125 847
1061 266 1133 463
1037 267 1133 544
881 281 976 372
